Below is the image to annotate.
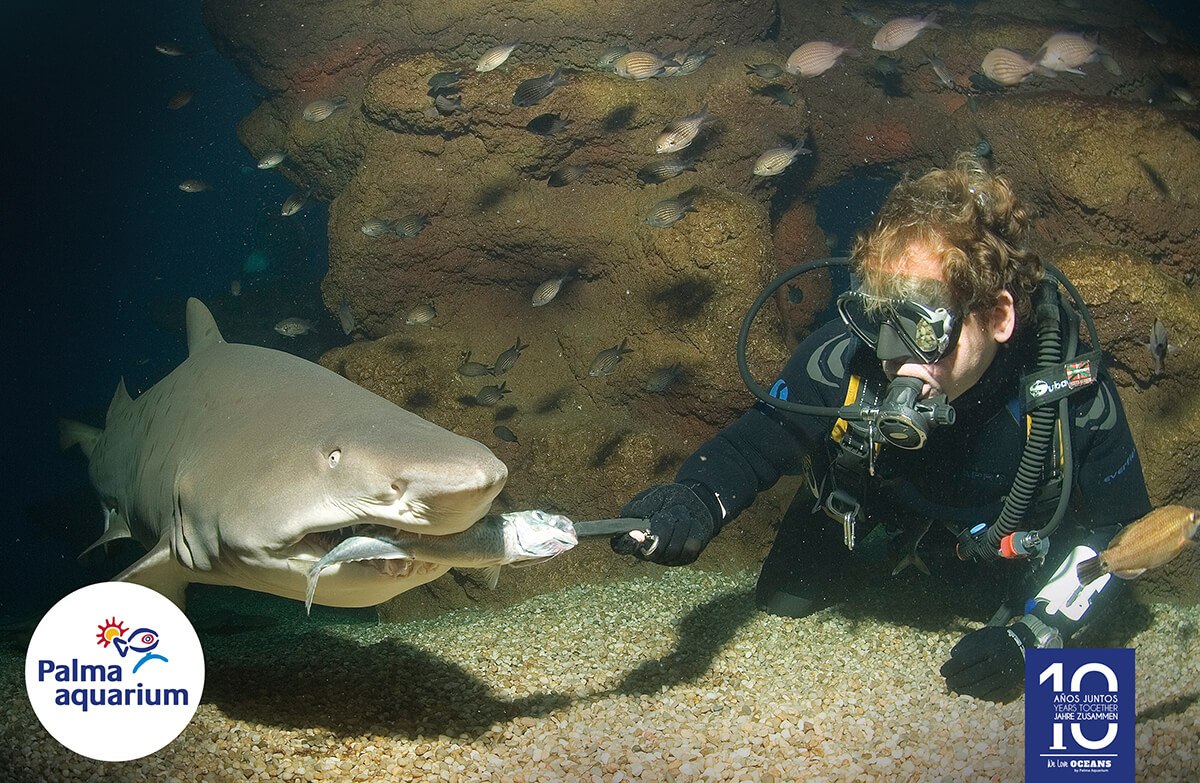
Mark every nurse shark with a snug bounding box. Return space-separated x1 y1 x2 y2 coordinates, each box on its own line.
59 298 509 610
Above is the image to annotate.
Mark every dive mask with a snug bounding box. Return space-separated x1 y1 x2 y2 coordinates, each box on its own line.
836 290 963 364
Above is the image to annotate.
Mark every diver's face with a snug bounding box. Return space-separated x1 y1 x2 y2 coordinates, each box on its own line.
878 244 1014 402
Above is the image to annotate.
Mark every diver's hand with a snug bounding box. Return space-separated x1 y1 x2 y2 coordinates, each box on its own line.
611 483 715 566
940 616 1059 701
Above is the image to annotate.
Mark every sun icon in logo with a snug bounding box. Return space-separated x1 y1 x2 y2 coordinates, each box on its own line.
96 617 128 648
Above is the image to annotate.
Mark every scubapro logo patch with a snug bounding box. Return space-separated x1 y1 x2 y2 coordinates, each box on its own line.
24 582 205 761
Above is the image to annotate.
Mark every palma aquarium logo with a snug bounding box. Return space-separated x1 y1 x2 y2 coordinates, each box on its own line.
25 582 205 762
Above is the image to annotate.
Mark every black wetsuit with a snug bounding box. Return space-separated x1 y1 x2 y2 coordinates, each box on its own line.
676 315 1151 635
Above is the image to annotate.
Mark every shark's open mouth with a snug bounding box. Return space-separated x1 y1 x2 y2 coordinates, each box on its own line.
299 523 420 577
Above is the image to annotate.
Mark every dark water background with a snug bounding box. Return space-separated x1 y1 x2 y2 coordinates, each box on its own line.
3 1 1197 618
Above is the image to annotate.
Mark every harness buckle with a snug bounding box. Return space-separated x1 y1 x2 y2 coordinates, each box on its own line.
824 489 862 551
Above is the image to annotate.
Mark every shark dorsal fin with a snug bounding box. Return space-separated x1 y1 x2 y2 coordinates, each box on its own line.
105 378 134 426
185 298 226 355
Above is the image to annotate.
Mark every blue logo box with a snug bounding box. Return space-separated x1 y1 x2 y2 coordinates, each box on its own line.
1025 648 1135 782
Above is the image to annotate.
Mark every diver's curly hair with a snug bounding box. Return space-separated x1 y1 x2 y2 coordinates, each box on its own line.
851 153 1044 323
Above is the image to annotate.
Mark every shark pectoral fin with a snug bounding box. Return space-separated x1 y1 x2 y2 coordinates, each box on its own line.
114 536 190 609
79 507 134 559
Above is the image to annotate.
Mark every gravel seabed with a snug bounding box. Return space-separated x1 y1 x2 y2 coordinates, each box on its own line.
1 569 1196 782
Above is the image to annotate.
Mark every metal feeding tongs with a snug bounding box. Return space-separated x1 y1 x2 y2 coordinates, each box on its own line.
572 517 659 557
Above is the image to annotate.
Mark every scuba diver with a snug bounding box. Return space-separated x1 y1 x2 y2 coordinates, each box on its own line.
610 153 1151 701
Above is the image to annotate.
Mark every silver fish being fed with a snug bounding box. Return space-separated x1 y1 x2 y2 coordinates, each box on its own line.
301 509 577 613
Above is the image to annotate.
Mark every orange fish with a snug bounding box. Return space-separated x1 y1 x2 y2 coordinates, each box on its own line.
1077 505 1199 585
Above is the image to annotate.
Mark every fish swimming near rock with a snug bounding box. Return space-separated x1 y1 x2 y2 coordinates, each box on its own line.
589 338 632 376
493 337 528 375
301 509 577 613
337 302 357 336
1036 32 1102 75
302 96 349 122
655 104 715 154
980 48 1055 87
1076 505 1199 585
872 13 940 52
274 317 317 337
614 51 677 81
476 42 519 73
752 140 811 176
512 69 568 107
645 195 697 227
785 41 855 78
1145 317 1176 376
58 298 508 609
256 151 286 170
638 157 696 184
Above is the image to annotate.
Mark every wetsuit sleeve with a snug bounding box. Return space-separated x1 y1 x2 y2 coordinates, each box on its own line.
675 322 853 529
1026 374 1150 640
1067 375 1151 528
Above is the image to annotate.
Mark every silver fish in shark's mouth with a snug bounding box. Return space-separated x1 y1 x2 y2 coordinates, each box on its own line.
296 510 578 614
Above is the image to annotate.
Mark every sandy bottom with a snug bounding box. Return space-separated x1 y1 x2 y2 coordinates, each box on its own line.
1 569 1196 782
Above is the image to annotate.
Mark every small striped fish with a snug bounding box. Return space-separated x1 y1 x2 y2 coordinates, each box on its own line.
923 51 956 89
595 46 631 71
475 382 510 407
526 113 571 135
981 48 1048 86
1036 33 1101 74
644 362 683 392
872 13 939 52
665 47 715 77
476 42 519 73
493 337 527 374
785 41 852 78
337 302 356 335
638 157 696 184
492 425 519 443
752 140 811 176
457 352 494 377
644 196 696 228
753 84 797 105
614 51 676 81
588 339 632 377
178 179 209 193
394 213 428 237
531 272 575 307
655 104 714 154
745 63 785 78
512 68 567 107
547 165 588 187
302 96 348 122
360 218 394 237
256 151 285 169
281 191 308 216
404 303 437 325
167 90 193 110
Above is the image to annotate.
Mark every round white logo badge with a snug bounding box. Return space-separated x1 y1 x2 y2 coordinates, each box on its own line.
24 582 205 761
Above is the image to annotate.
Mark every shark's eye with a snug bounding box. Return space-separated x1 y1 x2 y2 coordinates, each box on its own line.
327 449 342 468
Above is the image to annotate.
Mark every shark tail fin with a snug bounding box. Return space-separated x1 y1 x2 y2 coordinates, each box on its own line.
185 297 226 355
58 418 103 458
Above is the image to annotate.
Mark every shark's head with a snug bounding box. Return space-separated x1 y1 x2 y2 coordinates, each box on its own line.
176 298 509 607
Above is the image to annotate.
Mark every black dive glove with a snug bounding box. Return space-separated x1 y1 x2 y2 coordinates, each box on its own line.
611 483 717 566
940 615 1062 701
